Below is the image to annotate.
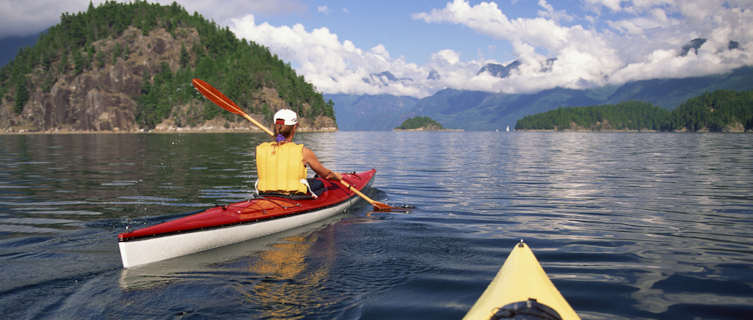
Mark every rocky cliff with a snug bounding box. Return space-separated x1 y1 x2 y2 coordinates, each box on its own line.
0 2 335 133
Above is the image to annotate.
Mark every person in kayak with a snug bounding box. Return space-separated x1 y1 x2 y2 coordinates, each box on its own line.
255 109 342 198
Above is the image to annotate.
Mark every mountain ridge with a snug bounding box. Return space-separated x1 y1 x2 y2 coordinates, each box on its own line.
327 66 753 131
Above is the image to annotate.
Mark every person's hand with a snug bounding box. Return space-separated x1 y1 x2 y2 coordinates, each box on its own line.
327 171 343 181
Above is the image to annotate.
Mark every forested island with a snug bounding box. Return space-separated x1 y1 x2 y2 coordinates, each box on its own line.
0 1 336 133
515 89 753 132
395 116 448 131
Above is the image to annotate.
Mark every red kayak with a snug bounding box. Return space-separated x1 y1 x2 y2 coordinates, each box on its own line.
118 169 375 268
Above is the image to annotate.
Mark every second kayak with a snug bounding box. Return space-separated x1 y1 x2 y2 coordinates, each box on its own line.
118 169 375 268
464 240 580 320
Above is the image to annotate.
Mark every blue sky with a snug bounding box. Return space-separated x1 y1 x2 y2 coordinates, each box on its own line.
255 1 524 64
1 1 751 97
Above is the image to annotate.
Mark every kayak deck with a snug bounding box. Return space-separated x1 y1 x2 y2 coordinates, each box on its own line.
118 169 375 268
464 240 580 320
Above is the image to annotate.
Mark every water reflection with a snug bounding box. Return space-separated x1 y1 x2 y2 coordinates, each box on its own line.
239 228 336 319
0 133 270 236
118 214 341 288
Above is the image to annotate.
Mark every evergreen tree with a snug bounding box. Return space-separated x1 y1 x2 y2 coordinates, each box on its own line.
15 78 29 114
180 43 190 68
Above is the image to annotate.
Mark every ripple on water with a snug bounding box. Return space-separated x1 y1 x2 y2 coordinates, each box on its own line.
101 180 140 187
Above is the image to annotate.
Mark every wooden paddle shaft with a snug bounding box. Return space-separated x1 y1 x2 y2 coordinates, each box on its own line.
192 78 274 136
240 112 274 137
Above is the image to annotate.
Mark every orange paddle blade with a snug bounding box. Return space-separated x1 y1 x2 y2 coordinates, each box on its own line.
371 201 397 212
192 78 275 136
192 78 245 116
341 179 402 212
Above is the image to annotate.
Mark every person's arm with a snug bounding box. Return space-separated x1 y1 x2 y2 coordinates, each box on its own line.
302 147 342 180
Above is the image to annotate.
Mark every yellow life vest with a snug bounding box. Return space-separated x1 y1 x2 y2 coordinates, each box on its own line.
255 142 307 194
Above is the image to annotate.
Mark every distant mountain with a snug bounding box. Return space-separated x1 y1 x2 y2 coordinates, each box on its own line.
679 38 741 56
427 69 441 80
413 88 492 116
331 66 753 131
0 33 41 67
415 86 603 131
477 60 520 78
325 93 418 130
606 66 753 107
328 37 749 131
680 38 707 56
362 71 412 87
477 58 556 78
540 58 557 72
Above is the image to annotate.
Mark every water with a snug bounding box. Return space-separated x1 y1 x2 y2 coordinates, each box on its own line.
1 132 752 319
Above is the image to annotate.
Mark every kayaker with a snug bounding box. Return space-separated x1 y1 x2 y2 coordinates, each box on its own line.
255 109 342 197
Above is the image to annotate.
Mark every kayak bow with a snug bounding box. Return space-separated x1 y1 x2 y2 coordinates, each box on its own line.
118 169 375 268
464 240 580 320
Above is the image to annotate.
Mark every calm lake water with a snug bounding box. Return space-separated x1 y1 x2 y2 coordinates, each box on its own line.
1 132 752 319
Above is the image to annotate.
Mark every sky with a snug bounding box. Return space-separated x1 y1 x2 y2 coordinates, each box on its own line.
1 0 751 98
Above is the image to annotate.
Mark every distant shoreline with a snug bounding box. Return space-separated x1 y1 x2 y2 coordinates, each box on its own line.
393 128 464 132
4 128 751 135
0 128 338 135
515 128 751 133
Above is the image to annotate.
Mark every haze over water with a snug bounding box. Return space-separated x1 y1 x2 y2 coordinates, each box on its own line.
1 132 752 319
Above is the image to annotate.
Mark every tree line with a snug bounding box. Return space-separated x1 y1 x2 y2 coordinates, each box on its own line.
515 89 753 132
0 1 335 128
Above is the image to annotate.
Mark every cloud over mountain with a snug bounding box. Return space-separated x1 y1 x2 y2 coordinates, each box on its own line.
228 0 752 98
3 0 751 99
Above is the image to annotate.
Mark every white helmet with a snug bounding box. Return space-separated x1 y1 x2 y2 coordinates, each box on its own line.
273 109 298 125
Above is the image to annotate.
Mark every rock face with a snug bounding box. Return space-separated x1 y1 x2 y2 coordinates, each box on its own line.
2 27 182 132
1 26 336 133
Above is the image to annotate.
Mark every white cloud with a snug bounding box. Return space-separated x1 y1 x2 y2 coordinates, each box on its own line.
409 0 752 93
230 14 432 97
607 10 678 35
584 0 624 12
600 0 753 84
412 0 623 92
228 0 752 98
537 0 574 23
3 0 752 98
432 49 461 65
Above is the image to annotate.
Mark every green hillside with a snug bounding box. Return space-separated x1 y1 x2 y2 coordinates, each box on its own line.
515 89 753 132
0 1 334 131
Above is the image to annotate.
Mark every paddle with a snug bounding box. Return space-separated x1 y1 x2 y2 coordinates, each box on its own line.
339 180 395 211
191 78 401 212
191 78 274 136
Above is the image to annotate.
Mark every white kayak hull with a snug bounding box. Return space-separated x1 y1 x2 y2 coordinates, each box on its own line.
119 195 360 268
